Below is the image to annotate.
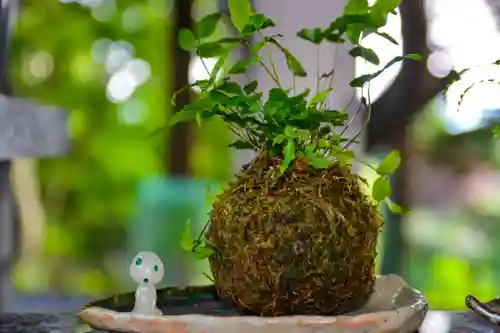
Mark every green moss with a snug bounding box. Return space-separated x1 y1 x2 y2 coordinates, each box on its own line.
206 152 384 316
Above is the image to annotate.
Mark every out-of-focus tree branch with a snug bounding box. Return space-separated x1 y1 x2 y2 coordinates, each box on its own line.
485 0 500 27
366 0 456 150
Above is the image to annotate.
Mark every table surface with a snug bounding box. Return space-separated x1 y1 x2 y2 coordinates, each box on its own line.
1 311 500 333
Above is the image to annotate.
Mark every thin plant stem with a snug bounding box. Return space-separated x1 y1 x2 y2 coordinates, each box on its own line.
343 78 371 151
199 55 211 77
259 31 281 88
316 47 320 94
243 41 281 86
339 90 362 137
327 45 339 89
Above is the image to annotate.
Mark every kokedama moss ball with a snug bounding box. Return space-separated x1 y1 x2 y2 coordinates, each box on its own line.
205 152 384 316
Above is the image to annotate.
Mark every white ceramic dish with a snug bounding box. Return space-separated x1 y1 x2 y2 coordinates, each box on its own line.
78 274 428 333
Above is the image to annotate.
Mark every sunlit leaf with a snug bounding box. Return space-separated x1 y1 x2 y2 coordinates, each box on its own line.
372 176 391 201
349 45 380 65
241 14 276 35
376 150 401 175
193 245 215 259
210 54 229 81
228 56 262 74
178 28 197 51
307 153 331 169
349 74 372 87
375 31 399 45
180 219 194 252
336 150 355 166
280 139 295 173
197 42 228 58
386 199 412 215
344 0 369 15
371 0 401 14
268 39 307 77
228 0 254 32
297 28 325 44
168 107 213 126
310 88 333 105
196 13 222 39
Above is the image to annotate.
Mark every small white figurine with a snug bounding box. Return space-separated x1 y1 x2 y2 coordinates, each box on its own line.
129 251 164 316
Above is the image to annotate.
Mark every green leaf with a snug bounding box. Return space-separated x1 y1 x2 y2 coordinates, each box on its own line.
336 150 355 166
228 0 254 32
251 40 266 57
229 140 254 150
228 56 262 74
273 134 286 144
307 154 331 169
346 25 363 44
193 245 215 259
349 74 372 87
196 13 222 39
210 53 229 81
349 45 380 65
180 219 194 252
344 0 369 15
268 39 307 77
284 126 299 137
372 176 391 201
297 28 325 44
216 80 243 96
310 88 333 104
168 109 208 126
386 199 412 215
406 53 422 60
370 0 401 27
344 0 369 14
171 80 212 105
197 42 228 58
241 14 276 35
243 81 258 94
280 139 295 173
376 150 401 175
372 0 401 14
178 28 197 51
375 31 399 45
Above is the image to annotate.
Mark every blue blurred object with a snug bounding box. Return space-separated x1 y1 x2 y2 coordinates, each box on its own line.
128 177 222 287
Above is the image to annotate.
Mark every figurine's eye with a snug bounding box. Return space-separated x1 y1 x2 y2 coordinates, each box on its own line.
135 257 142 265
154 265 159 272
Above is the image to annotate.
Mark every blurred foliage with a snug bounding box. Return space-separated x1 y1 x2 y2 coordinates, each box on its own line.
10 0 231 295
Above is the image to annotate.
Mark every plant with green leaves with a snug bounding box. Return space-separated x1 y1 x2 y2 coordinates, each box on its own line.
172 0 418 316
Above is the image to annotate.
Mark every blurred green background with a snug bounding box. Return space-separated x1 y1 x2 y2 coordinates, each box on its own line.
7 0 500 312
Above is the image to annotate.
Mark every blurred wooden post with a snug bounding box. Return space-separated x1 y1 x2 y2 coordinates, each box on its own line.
164 0 193 286
0 0 69 312
169 0 193 177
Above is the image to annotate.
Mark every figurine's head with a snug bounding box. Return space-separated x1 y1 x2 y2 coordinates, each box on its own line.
129 251 164 286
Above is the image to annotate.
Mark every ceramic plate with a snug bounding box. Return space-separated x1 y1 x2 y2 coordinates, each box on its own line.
78 274 428 333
